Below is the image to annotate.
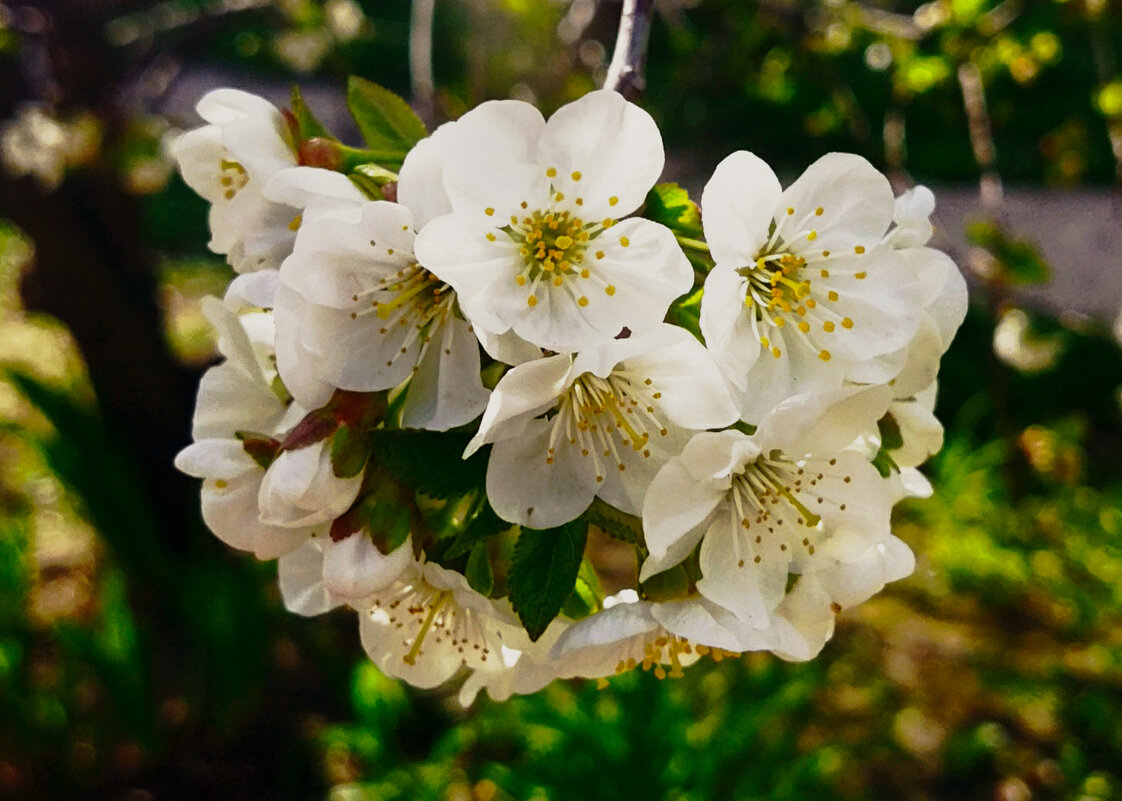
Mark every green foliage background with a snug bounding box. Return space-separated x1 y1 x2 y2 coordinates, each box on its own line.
3 1 1122 799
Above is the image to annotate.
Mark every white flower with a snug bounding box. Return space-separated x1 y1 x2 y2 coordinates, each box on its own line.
359 562 526 689
175 297 310 559
466 325 739 528
699 151 928 423
277 534 417 616
641 385 905 631
546 590 825 680
413 89 692 352
274 198 490 429
256 438 363 528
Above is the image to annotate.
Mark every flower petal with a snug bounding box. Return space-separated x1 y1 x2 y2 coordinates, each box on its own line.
701 151 783 265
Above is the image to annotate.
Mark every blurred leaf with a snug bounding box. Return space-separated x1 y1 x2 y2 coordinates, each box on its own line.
643 183 702 238
966 219 1051 285
465 543 494 596
347 77 427 166
443 499 511 559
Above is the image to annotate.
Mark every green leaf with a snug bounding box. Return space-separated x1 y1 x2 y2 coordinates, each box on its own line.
585 498 642 546
643 183 702 238
444 499 512 559
289 85 333 142
465 544 494 597
508 520 588 641
370 428 488 499
347 77 427 165
331 423 372 478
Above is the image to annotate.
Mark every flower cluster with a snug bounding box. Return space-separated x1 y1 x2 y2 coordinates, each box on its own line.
174 82 965 703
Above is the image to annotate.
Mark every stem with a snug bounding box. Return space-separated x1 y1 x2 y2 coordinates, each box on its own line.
675 235 709 253
603 0 655 100
410 0 436 128
957 59 1003 210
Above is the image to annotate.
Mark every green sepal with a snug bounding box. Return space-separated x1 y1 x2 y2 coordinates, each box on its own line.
235 431 281 469
347 77 427 168
465 543 494 597
872 449 899 478
330 423 372 479
508 520 588 641
877 413 905 452
644 183 703 238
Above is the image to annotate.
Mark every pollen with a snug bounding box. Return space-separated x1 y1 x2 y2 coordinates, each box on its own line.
815 206 824 215
527 295 538 307
578 296 589 306
546 167 557 178
798 321 810 333
771 347 781 358
855 271 867 279
807 230 817 241
571 170 582 181
854 245 865 254
841 317 854 329
786 207 795 215
287 214 302 231
828 291 839 301
620 236 630 247
486 233 496 241
820 268 830 277
609 196 619 206
823 321 835 332
605 285 616 296
485 207 495 216
819 349 831 361
596 251 604 259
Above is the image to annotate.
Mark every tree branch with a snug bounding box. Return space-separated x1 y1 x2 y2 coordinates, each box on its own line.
409 0 436 128
603 0 654 100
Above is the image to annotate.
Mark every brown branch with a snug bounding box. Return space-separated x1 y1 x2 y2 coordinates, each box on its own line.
603 0 654 100
409 0 436 128
957 59 1003 210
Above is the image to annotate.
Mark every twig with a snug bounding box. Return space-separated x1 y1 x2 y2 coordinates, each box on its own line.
957 59 1002 210
603 0 654 100
409 0 435 128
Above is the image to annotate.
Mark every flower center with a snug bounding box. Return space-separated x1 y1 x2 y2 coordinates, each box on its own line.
219 157 248 200
601 631 739 687
734 205 864 362
544 370 669 483
726 454 851 564
371 585 494 667
348 259 456 371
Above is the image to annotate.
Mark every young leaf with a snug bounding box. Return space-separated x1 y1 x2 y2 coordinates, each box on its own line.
289 85 333 142
465 544 494 597
508 520 588 641
370 428 488 499
347 77 427 165
644 183 703 238
330 423 371 478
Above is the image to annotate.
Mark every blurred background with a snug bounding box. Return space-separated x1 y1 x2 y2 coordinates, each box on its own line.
2 1 1122 799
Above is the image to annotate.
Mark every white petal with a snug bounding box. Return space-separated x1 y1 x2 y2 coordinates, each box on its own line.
400 314 490 431
756 384 893 457
466 353 572 454
323 534 415 599
537 89 664 219
701 151 783 265
699 265 759 392
697 517 780 625
781 153 893 254
277 539 344 616
641 454 723 564
175 438 256 480
397 122 455 228
485 418 598 528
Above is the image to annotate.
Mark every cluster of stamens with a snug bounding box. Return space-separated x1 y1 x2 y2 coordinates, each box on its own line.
349 246 455 371
738 205 868 362
545 370 669 482
486 166 626 308
598 632 740 687
370 586 494 668
218 158 248 200
726 454 850 565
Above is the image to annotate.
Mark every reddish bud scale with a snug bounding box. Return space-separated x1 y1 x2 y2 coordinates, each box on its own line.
299 137 343 170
